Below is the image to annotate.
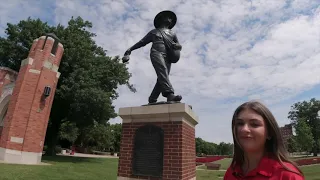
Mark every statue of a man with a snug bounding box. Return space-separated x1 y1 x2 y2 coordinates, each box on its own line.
123 10 182 104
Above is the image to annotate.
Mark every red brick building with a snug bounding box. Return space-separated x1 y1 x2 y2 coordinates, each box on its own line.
0 33 64 164
280 124 293 146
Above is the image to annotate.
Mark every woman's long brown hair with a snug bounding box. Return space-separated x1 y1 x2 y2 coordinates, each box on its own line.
230 100 304 176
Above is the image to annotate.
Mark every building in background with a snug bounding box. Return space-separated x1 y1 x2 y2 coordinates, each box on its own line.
280 124 293 146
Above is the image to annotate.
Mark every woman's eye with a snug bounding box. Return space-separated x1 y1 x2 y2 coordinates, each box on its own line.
251 123 260 127
236 122 244 126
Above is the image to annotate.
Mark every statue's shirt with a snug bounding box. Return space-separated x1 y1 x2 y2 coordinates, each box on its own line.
135 28 179 53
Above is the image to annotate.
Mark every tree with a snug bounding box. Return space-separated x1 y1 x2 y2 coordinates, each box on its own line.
217 142 233 155
81 122 113 152
287 136 299 153
196 138 216 155
288 98 320 156
195 137 233 156
109 123 122 153
294 118 314 153
0 17 136 155
58 121 79 144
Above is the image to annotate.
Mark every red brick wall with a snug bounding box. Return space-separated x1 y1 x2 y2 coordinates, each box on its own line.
0 35 63 153
280 124 293 147
118 121 196 180
182 122 196 180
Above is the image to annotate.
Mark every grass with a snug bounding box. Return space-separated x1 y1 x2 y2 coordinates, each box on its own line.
197 158 232 170
0 156 118 180
0 156 319 180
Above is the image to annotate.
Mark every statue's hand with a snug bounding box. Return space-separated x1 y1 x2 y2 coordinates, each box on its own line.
122 55 130 63
173 43 182 50
177 44 182 50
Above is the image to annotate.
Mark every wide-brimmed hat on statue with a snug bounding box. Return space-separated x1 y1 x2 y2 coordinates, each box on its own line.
154 10 177 29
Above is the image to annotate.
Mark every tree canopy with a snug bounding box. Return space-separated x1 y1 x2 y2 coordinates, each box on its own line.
196 137 233 156
288 98 320 156
294 118 314 152
0 16 135 155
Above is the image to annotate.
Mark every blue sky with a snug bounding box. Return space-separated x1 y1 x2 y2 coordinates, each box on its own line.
1 0 319 143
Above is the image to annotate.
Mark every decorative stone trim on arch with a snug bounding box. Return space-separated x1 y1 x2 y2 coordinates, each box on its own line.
0 83 13 138
0 95 10 126
0 82 14 122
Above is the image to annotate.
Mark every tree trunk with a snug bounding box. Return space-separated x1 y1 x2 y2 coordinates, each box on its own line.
45 118 62 156
312 145 318 157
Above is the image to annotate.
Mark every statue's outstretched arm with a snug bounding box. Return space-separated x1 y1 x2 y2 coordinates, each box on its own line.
124 31 153 56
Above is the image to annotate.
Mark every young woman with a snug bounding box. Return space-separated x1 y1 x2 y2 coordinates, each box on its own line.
224 101 305 180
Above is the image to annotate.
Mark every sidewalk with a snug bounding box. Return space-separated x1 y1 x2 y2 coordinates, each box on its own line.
58 152 119 158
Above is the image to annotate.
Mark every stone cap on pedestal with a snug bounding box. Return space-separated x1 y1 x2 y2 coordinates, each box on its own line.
118 103 199 127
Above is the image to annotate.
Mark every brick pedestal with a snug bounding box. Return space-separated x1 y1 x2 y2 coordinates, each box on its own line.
0 34 64 164
117 103 199 180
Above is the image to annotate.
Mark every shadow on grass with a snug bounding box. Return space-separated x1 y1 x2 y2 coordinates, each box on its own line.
42 155 106 164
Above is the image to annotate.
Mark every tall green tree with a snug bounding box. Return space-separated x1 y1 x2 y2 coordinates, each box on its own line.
195 137 233 156
0 17 135 155
294 118 314 152
217 142 233 155
58 121 79 144
109 123 122 153
287 136 299 153
288 98 320 156
81 122 113 152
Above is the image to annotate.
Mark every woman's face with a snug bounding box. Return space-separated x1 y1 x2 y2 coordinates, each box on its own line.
235 108 268 153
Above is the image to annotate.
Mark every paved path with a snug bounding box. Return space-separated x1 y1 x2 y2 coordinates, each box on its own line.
0 160 51 165
197 168 226 171
58 152 119 158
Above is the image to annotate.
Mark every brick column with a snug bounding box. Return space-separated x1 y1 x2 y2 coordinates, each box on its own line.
117 103 199 180
0 33 64 164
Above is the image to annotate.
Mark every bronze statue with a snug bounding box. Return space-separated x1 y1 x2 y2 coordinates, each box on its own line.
123 10 182 104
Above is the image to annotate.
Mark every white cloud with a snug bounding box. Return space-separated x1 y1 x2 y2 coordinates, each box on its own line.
0 1 56 36
0 0 320 143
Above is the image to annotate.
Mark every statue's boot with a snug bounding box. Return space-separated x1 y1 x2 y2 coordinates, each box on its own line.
167 93 182 102
148 97 157 104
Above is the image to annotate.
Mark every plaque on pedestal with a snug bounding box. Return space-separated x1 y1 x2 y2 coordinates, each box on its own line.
132 125 164 177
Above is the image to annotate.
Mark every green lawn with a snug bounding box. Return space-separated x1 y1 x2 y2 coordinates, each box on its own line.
0 156 118 180
197 158 232 170
0 156 319 180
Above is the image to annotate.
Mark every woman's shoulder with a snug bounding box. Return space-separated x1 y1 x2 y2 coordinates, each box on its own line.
223 166 233 180
273 161 304 179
